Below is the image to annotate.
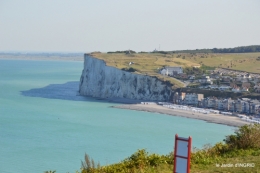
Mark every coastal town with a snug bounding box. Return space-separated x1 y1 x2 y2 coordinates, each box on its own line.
102 55 260 126
156 65 260 124
171 92 260 122
160 66 260 93
172 92 260 116
137 94 260 126
138 91 260 125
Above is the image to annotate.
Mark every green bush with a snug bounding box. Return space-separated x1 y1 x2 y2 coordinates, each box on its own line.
121 67 136 72
78 124 260 173
224 124 260 149
80 149 172 173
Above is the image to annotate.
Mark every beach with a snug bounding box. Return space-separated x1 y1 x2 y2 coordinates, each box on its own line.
112 103 250 127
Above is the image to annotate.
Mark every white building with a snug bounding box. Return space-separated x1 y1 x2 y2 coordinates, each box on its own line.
232 87 241 93
160 66 183 75
209 85 218 89
184 93 204 105
219 85 231 91
217 99 225 110
189 75 195 80
241 87 249 92
199 76 213 85
222 98 234 111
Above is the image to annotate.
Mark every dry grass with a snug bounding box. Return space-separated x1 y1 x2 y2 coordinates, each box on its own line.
90 52 260 88
91 53 199 88
184 52 260 73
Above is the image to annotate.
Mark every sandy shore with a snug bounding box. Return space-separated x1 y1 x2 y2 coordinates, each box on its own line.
112 104 250 127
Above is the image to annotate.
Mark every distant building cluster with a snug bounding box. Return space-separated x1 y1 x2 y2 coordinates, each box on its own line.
158 64 260 93
198 76 213 85
198 74 253 92
173 92 260 115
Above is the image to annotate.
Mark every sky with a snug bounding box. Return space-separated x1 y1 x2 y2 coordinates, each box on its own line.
0 0 260 52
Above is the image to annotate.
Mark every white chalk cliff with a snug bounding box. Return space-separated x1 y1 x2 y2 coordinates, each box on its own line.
79 54 173 101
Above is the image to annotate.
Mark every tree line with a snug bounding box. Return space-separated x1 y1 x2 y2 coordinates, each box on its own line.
106 45 260 54
107 50 136 54
174 45 260 53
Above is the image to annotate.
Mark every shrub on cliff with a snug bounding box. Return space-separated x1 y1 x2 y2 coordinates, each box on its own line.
78 124 260 173
107 50 136 54
121 67 136 72
224 123 260 150
81 149 172 173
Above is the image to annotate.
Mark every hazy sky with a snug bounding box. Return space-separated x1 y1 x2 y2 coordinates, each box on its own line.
1 0 260 52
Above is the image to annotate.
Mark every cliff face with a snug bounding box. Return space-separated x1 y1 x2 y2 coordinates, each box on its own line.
79 54 173 101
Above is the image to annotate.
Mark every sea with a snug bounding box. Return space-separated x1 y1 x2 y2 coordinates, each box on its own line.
0 58 235 173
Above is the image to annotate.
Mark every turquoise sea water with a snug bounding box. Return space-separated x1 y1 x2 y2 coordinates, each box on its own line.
0 59 235 173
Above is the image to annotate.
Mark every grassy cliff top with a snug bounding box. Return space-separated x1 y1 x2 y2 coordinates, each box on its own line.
91 52 192 88
90 52 260 88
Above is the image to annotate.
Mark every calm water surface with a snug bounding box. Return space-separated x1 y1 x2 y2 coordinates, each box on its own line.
0 59 234 173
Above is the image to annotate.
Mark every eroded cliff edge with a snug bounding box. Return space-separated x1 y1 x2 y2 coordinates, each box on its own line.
79 54 173 101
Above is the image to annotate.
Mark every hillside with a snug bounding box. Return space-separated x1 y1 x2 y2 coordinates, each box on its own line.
182 52 260 73
91 51 260 89
91 52 195 88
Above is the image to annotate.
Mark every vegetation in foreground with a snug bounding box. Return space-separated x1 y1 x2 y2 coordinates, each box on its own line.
69 124 260 173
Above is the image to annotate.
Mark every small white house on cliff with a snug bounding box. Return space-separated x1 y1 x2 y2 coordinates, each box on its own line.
160 66 183 76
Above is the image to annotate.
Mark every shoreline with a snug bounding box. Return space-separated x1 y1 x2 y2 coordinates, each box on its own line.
112 104 250 127
2 55 251 127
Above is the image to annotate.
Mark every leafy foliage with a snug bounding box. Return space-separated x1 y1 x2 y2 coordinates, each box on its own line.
151 51 170 54
81 153 100 173
173 45 260 53
121 67 137 72
200 64 215 70
224 124 260 149
44 171 56 173
106 45 260 55
183 66 205 75
79 124 260 173
81 149 173 173
107 50 136 54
